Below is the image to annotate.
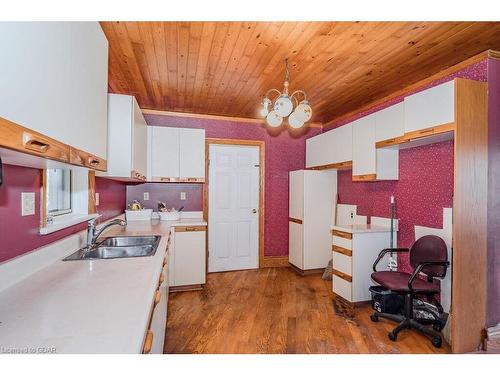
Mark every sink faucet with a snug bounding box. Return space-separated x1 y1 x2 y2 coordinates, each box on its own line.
86 217 127 247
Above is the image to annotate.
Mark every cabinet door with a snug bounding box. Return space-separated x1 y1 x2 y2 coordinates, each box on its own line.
289 222 303 269
352 115 376 176
174 229 206 286
306 133 328 168
333 123 353 164
151 126 180 180
132 98 148 177
289 170 304 220
404 80 455 133
150 278 167 354
179 128 205 179
375 102 404 142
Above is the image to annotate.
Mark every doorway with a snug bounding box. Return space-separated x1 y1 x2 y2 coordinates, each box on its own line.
206 139 264 272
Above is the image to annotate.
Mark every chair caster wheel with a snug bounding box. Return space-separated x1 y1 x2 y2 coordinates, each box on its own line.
433 323 443 332
388 332 397 341
370 314 379 322
431 337 442 348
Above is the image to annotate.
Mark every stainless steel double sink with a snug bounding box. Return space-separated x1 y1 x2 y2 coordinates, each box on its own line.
63 235 161 261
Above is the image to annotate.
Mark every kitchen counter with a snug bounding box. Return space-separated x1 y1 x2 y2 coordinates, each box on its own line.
0 217 206 354
332 224 395 234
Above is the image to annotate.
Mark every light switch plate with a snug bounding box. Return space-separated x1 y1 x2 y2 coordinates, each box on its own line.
144 192 150 201
95 193 100 206
180 192 186 201
21 192 35 216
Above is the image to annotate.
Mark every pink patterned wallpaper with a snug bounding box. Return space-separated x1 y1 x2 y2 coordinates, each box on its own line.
0 165 126 263
143 115 321 257
331 59 487 272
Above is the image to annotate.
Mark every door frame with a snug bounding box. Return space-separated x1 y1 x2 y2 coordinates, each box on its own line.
204 138 265 269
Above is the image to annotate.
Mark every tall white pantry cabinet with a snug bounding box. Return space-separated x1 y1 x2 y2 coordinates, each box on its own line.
288 170 337 272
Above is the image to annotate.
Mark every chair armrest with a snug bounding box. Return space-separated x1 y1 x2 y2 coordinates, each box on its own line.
408 261 451 293
372 248 409 272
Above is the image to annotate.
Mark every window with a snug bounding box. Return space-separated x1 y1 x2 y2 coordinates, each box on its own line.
46 169 72 217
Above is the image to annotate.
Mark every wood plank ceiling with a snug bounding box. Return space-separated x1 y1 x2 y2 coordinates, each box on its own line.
101 21 500 124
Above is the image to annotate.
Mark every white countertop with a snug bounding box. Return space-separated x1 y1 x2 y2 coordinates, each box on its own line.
0 218 206 354
332 224 395 234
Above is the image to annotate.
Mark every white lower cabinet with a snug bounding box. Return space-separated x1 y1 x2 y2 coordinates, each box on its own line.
169 226 207 288
332 228 393 304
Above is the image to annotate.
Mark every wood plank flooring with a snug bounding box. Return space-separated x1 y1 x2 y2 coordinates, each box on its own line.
164 267 450 354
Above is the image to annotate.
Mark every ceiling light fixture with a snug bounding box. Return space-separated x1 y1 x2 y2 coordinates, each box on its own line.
260 58 312 129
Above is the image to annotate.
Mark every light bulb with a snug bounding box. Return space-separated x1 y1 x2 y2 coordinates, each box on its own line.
266 110 283 127
273 95 293 117
288 111 305 129
260 97 271 117
294 100 312 122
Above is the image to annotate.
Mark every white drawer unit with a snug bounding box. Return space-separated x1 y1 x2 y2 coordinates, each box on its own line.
331 224 396 313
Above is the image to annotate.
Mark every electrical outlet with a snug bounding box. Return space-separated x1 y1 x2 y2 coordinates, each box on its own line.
95 193 100 206
143 192 150 201
180 192 186 201
350 211 354 219
21 192 35 216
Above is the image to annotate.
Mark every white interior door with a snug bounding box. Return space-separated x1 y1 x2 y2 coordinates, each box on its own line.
208 144 260 272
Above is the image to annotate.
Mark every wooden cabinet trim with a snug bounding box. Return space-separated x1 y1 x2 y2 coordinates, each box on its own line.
306 160 352 171
154 290 161 306
142 330 153 354
332 230 353 240
332 268 353 283
332 245 353 257
288 217 303 224
352 173 377 182
376 122 456 149
69 147 107 171
174 226 207 232
131 169 147 181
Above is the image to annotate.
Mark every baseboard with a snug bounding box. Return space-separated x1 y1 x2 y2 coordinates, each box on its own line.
260 256 289 268
169 284 204 292
288 262 325 275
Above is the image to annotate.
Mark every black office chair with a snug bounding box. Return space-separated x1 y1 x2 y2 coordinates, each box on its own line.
370 235 450 348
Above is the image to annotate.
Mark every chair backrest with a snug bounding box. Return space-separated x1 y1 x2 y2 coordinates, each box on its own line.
410 235 448 278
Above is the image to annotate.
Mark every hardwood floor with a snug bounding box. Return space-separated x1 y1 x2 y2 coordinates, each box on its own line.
164 267 450 354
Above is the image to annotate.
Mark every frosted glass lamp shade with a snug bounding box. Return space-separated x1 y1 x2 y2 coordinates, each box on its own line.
288 111 305 129
273 95 293 117
266 110 283 127
294 100 312 122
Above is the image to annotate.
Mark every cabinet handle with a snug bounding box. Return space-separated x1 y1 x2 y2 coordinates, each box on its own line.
419 128 434 135
22 133 50 153
154 290 161 305
87 157 100 167
143 330 153 354
159 274 165 284
160 177 171 182
163 256 167 265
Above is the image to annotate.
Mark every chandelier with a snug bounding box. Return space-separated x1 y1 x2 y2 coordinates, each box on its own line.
260 58 312 129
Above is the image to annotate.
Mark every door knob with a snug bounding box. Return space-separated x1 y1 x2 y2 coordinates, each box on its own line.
252 209 257 214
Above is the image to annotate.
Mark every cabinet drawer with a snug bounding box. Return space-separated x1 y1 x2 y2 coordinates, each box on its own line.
332 234 352 250
333 274 352 302
332 250 352 276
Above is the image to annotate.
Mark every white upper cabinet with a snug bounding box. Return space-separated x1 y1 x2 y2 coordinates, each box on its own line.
151 127 180 181
150 126 205 182
404 80 455 133
305 123 352 168
375 102 405 142
0 22 108 159
179 128 205 180
352 115 376 177
100 94 147 181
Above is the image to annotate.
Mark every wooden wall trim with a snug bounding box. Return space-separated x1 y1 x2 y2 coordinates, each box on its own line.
88 170 97 214
451 78 488 353
324 50 490 128
142 109 323 129
204 138 266 269
261 256 289 268
40 169 47 228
